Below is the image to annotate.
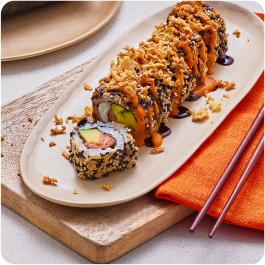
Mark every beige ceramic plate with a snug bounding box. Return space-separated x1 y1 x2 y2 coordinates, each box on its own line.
1 1 121 61
20 1 264 208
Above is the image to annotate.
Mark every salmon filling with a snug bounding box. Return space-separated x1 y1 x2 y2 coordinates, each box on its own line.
84 132 115 149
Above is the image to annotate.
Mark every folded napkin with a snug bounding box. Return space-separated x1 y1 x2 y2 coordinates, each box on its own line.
156 13 264 231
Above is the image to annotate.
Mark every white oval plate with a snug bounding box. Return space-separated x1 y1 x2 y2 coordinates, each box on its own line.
20 1 264 208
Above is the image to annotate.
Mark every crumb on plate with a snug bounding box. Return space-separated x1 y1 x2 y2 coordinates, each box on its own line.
40 136 45 142
217 79 236 91
101 183 112 191
232 29 240 38
211 119 214 124
1 152 4 157
72 114 86 123
65 118 69 124
73 189 78 194
62 150 69 160
49 141 56 147
50 126 66 134
11 143 13 146
223 94 230 98
150 147 165 154
54 114 63 125
84 106 93 116
43 176 58 185
1 136 4 141
191 107 209 122
17 173 21 176
84 82 93 91
206 96 222 112
35 119 40 125
28 117 33 123
66 145 70 149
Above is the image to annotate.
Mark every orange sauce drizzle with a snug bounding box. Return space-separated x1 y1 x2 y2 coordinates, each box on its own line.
151 132 163 147
182 41 198 76
206 29 217 75
199 41 208 66
133 106 147 147
192 76 217 97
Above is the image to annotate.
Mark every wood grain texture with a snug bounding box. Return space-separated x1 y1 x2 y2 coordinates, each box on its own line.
1 58 195 263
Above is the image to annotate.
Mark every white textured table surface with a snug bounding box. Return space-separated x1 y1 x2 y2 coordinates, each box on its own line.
1 1 264 264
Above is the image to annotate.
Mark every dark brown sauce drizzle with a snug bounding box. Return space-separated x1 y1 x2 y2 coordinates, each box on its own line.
77 119 88 127
171 105 191 119
145 123 171 147
216 53 234 66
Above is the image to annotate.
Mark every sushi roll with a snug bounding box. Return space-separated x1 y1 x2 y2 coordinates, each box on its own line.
69 120 138 179
92 56 161 147
169 1 228 75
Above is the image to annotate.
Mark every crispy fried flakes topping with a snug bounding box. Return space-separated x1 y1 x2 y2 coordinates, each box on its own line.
43 176 58 185
191 107 209 121
54 114 63 125
62 150 69 160
84 82 93 91
101 183 112 191
150 147 165 154
50 126 66 134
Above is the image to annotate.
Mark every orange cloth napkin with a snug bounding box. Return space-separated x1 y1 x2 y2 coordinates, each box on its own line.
156 13 264 231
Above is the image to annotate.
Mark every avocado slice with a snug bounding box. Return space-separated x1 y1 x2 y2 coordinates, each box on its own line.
111 104 125 115
116 112 130 127
79 129 100 143
121 111 137 129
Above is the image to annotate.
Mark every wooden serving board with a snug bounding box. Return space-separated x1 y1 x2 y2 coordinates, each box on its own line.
1 58 195 264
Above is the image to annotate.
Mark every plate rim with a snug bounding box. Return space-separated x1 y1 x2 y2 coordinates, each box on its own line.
20 1 264 208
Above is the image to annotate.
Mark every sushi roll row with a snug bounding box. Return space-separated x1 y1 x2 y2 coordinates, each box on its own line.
91 1 227 148
69 120 138 179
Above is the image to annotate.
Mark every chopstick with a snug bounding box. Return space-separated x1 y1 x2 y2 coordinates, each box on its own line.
209 133 264 238
189 104 264 234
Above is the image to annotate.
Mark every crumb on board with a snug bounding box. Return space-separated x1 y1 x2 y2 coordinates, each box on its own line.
40 136 45 142
43 176 58 185
206 96 222 112
62 150 69 160
50 126 66 134
51 102 55 105
191 107 209 122
223 94 230 98
72 114 86 123
35 119 40 125
1 136 4 141
1 152 4 157
150 147 165 154
73 189 78 194
49 141 56 147
54 114 63 125
84 106 93 116
101 183 112 191
17 173 21 176
28 117 33 123
84 82 93 91
66 145 70 149
232 29 240 38
217 79 236 91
